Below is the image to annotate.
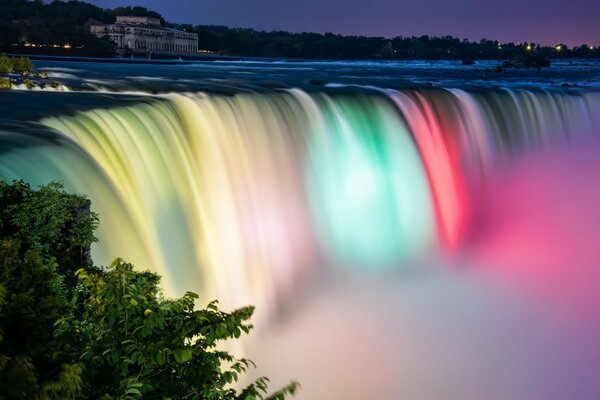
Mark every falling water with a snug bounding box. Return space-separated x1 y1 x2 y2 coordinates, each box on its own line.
0 88 598 321
2 85 600 398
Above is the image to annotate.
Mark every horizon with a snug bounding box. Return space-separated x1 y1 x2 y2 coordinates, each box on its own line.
70 0 599 47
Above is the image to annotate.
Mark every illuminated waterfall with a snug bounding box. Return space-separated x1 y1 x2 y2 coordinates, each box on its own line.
1 88 599 319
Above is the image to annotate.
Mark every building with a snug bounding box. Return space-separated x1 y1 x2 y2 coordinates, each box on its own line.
90 16 198 56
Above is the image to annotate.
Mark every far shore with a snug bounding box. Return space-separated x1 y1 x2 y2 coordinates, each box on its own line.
6 53 234 65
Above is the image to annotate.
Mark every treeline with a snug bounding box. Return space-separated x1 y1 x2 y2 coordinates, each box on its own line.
0 0 162 57
1 0 599 61
175 25 600 61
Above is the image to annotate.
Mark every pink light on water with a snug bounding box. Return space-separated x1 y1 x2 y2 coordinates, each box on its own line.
387 90 470 252
466 139 600 319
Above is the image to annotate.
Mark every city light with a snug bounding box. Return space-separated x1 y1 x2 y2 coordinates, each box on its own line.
22 42 79 49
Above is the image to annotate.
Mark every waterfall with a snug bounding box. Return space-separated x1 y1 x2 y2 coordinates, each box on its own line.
1 88 599 319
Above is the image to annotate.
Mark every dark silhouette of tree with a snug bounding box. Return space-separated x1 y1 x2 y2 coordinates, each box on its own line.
0 0 598 60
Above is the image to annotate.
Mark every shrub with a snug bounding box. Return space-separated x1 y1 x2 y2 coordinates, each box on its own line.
12 57 33 74
0 77 11 90
0 54 10 73
24 78 34 89
61 260 300 399
0 54 34 74
0 180 299 399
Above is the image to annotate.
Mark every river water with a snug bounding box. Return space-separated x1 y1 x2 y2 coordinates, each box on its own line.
1 59 600 399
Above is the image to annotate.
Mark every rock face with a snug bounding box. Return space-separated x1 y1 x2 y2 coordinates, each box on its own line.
503 53 551 69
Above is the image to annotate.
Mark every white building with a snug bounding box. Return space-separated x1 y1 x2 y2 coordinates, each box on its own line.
90 16 198 55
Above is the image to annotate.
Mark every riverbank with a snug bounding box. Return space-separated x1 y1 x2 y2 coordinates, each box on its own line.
5 53 288 65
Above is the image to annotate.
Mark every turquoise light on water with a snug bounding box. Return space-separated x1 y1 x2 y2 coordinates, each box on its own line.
305 95 435 269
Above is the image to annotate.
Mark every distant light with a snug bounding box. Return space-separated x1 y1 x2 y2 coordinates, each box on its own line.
526 45 533 51
63 44 72 49
555 45 562 51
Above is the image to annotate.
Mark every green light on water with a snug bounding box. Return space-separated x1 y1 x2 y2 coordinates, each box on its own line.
306 95 435 269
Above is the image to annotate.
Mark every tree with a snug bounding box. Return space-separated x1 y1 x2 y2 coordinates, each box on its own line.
0 241 83 399
0 180 298 399
0 180 97 399
0 54 33 74
0 180 97 281
59 260 299 399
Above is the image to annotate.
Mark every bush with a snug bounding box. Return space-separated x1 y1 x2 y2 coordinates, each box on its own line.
0 180 97 274
0 54 34 74
12 56 33 74
0 180 298 399
0 181 98 398
0 54 10 73
62 260 299 399
0 77 10 90
0 241 78 399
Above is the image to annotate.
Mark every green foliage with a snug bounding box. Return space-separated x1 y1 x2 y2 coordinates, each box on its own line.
0 53 32 74
0 180 298 399
0 180 99 399
0 54 10 73
0 180 98 275
55 259 298 399
12 55 33 74
0 241 82 399
0 77 10 90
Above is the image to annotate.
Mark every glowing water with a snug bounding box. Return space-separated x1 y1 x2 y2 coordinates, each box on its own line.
1 88 599 320
2 86 600 398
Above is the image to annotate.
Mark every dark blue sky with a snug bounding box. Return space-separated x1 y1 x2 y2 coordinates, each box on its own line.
85 0 599 46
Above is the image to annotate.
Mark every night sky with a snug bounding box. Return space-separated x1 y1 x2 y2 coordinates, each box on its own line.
84 0 598 46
